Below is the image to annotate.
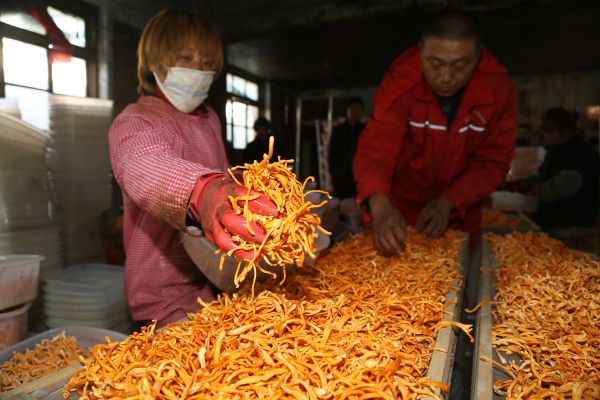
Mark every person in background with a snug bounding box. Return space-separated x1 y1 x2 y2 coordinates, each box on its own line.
328 98 366 199
243 117 271 164
589 136 599 154
509 107 600 230
353 10 516 253
109 9 277 326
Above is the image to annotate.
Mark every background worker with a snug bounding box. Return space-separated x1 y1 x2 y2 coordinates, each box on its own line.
328 98 366 199
243 117 272 164
508 107 600 230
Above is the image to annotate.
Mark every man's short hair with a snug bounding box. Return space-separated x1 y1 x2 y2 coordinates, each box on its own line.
421 10 482 47
542 107 578 135
347 98 364 109
253 117 271 131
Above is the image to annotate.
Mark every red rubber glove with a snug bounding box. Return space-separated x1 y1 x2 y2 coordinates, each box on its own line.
188 174 278 259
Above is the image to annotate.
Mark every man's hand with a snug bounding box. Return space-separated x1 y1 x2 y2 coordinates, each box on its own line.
415 196 453 239
189 176 278 259
368 194 407 255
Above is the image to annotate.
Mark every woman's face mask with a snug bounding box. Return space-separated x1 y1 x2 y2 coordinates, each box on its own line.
153 67 215 113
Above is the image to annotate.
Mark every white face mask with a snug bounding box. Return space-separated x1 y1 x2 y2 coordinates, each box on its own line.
153 67 215 113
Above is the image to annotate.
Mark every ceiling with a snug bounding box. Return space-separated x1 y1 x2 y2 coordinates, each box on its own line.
101 0 600 92
193 0 600 91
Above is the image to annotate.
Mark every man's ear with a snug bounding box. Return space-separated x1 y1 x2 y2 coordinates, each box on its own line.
419 40 426 62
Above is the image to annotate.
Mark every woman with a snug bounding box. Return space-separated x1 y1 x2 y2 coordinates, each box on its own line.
109 9 276 326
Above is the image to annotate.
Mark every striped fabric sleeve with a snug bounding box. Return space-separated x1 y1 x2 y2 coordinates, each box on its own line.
109 114 222 231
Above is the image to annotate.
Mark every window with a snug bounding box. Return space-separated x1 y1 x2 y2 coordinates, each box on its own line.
2 38 48 90
227 74 259 101
0 10 46 36
225 73 261 150
47 6 86 47
52 56 87 97
0 2 96 101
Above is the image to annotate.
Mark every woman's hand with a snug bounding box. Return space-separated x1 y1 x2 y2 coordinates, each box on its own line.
189 175 278 259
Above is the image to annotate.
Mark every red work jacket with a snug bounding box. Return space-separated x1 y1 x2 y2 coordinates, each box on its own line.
353 45 516 243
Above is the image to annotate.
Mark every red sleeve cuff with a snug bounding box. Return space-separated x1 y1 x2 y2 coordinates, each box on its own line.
356 185 391 227
188 173 225 222
442 189 467 220
356 183 390 206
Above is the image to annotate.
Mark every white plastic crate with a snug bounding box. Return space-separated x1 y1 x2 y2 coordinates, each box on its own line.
0 301 31 350
0 255 43 310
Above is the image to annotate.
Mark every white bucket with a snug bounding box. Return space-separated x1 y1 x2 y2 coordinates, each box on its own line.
0 302 32 350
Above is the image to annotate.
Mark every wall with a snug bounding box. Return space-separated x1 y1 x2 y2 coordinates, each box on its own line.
513 70 600 144
111 20 140 116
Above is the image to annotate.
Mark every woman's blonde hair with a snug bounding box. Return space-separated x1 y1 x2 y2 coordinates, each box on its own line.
137 8 224 93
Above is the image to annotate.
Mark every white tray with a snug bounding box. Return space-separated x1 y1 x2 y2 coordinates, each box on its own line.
423 236 469 400
43 264 124 296
471 238 514 400
0 326 126 399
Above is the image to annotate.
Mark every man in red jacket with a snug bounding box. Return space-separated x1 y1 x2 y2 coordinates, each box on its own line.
354 10 516 253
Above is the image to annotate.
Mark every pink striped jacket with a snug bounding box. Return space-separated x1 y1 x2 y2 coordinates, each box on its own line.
109 95 228 325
